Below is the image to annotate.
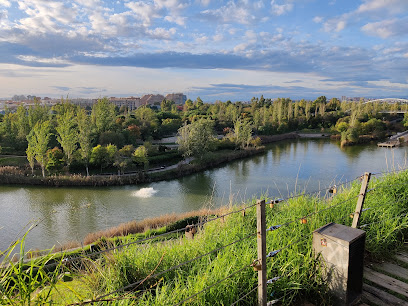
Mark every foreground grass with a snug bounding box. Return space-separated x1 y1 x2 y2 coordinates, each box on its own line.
3 170 408 305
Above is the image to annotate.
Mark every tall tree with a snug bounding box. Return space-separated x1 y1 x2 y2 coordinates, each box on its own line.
176 119 216 158
132 145 148 170
26 121 51 177
26 144 35 175
233 119 253 149
56 109 78 167
134 106 159 140
15 106 30 141
28 103 49 129
77 108 93 176
91 97 116 133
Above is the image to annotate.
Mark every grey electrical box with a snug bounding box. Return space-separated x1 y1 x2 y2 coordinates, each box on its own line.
313 223 366 305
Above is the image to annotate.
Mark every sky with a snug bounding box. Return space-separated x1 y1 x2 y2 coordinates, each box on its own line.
0 0 407 101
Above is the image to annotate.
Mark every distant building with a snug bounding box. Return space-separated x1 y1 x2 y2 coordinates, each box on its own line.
165 93 187 105
109 97 141 110
71 98 95 108
140 94 165 107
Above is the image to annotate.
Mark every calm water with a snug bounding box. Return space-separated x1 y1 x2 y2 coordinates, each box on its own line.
1 139 407 252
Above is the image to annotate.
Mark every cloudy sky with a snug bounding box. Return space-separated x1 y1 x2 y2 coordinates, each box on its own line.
0 0 407 101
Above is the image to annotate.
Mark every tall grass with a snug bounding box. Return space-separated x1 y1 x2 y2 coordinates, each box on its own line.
3 170 408 305
0 231 65 305
78 172 407 305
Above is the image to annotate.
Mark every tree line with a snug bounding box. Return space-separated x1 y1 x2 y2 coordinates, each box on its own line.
0 95 407 177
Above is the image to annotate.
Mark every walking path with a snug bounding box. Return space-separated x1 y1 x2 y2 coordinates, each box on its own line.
362 245 408 305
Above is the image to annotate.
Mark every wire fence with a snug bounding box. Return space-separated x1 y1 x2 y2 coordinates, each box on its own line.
3 168 408 305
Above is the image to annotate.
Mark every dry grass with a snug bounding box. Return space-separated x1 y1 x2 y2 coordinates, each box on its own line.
58 241 82 252
0 166 24 175
83 207 228 245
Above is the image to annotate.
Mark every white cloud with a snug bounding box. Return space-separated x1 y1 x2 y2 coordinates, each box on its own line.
195 34 208 43
16 55 69 65
233 42 249 52
125 2 160 26
313 16 323 23
362 17 408 38
323 0 408 34
155 0 189 11
357 0 408 15
271 0 293 16
323 18 347 32
197 0 211 6
147 27 176 39
200 0 263 25
125 0 188 26
14 0 78 34
164 15 186 26
74 0 101 8
0 0 10 7
213 34 223 42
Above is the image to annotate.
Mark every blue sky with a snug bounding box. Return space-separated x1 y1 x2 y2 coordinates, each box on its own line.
0 0 407 101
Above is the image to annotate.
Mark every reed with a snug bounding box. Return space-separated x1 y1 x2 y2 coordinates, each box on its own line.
0 231 66 305
83 207 227 245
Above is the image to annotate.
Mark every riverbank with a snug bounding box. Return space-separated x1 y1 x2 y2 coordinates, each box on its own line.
4 169 407 305
0 146 266 186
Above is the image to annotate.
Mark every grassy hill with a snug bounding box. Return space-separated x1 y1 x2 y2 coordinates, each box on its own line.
2 169 408 305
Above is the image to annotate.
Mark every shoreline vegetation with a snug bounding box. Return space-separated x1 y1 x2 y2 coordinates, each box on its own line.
0 146 266 186
2 169 407 304
1 96 407 186
0 131 403 186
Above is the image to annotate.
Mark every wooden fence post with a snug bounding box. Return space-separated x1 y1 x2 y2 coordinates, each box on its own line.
256 199 267 306
352 172 371 228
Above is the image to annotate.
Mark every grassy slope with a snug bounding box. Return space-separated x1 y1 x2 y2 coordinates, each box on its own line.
5 170 408 305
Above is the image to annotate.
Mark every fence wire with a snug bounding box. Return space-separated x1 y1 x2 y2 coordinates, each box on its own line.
70 232 257 305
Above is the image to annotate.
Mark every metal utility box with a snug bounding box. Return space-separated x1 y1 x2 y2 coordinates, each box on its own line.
313 223 366 305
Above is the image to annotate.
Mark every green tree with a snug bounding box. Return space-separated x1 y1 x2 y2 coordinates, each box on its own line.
132 145 149 170
91 97 116 133
77 108 93 176
160 99 174 112
26 144 35 175
46 147 64 173
90 145 107 171
134 106 159 140
403 112 408 128
233 119 253 149
106 144 118 167
27 103 49 129
55 109 78 167
15 106 30 141
183 99 194 112
0 109 15 142
26 121 51 177
194 97 204 108
176 119 216 158
336 122 348 133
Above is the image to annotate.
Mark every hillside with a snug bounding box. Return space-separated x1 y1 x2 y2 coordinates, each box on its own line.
1 169 408 305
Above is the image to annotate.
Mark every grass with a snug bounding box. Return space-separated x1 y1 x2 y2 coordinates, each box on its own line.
2 170 408 305
0 156 27 167
83 207 228 245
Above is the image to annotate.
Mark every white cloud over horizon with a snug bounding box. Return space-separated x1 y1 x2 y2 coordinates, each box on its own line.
0 0 406 101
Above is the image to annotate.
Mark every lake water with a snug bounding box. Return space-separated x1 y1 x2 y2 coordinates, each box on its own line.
1 138 407 252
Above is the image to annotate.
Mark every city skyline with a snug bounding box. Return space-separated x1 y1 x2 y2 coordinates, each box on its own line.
0 0 407 101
